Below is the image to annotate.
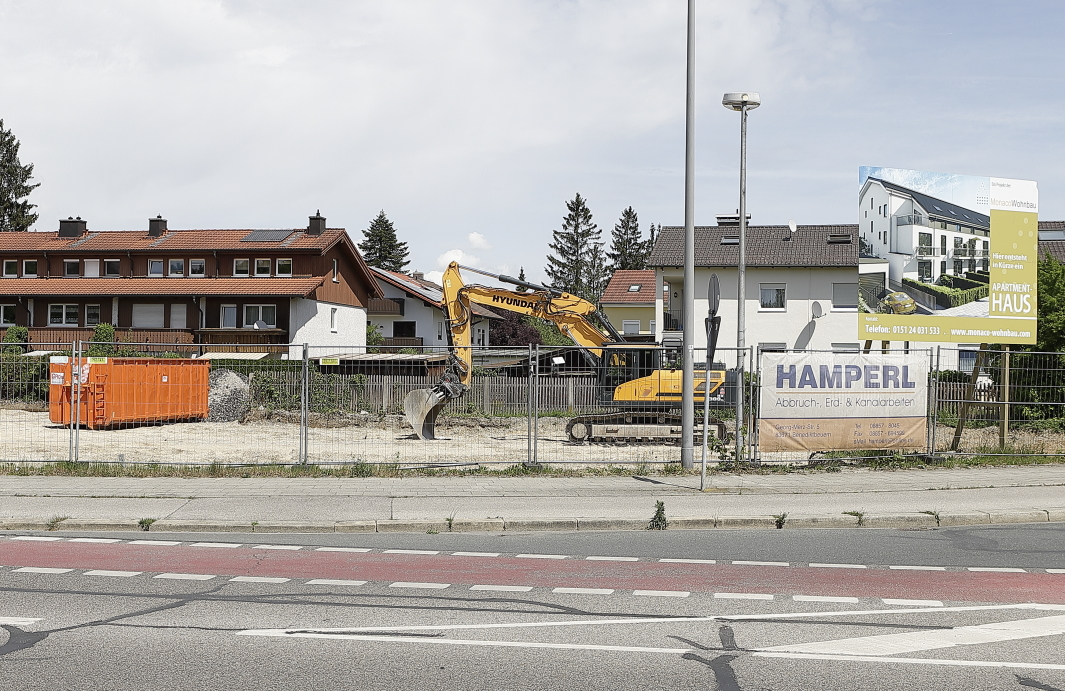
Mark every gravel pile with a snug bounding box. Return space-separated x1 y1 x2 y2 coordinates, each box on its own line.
207 369 251 422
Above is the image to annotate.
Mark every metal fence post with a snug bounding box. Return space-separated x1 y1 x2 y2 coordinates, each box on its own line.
929 347 940 456
751 346 760 465
526 344 533 466
73 340 82 462
532 343 540 466
300 343 309 464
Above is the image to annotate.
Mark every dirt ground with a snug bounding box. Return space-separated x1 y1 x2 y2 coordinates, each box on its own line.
2 408 1060 466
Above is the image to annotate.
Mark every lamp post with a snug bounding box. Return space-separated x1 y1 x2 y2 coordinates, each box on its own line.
721 92 759 463
680 0 697 469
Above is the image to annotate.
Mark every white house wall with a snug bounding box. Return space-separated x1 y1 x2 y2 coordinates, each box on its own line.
371 281 491 347
289 298 366 357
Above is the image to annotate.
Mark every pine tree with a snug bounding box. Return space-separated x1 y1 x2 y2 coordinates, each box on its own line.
544 193 608 302
646 223 659 262
606 207 647 271
358 210 410 272
0 119 40 232
516 266 528 293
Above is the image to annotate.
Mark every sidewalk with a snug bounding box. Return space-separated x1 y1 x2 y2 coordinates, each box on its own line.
1 465 1063 533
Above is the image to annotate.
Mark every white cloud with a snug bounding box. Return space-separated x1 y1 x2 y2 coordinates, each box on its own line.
424 270 443 284
467 232 491 250
436 248 480 268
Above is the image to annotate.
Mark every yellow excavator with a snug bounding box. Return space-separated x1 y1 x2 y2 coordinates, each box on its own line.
403 262 727 442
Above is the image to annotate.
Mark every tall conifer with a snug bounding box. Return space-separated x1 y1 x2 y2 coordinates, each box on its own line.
358 211 410 271
0 119 39 232
544 193 608 302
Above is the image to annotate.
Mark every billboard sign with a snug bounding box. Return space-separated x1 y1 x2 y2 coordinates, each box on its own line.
758 351 928 452
858 167 1037 344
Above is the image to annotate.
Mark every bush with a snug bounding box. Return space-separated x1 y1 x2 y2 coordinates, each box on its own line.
903 278 988 308
2 325 29 353
87 323 116 357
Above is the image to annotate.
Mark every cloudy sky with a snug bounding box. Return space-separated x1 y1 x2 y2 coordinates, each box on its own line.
2 0 1062 283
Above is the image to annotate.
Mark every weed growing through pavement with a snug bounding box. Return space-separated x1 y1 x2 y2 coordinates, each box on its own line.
647 501 668 530
46 515 70 531
843 510 865 527
445 513 455 532
773 512 788 529
920 510 942 527
137 518 156 531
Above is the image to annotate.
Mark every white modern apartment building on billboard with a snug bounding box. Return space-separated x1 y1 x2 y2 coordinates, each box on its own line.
859 177 990 285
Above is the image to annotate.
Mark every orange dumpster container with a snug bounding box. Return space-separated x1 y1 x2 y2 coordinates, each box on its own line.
49 357 210 429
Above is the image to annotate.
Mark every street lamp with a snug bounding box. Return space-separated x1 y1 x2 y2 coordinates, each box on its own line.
722 92 759 463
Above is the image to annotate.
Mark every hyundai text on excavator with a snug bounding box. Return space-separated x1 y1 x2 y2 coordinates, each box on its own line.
402 262 727 443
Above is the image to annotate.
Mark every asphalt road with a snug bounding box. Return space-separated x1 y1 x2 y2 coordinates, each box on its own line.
2 525 1064 690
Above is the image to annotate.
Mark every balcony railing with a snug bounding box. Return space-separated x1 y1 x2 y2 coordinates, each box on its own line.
382 337 423 347
951 247 989 258
662 309 683 332
915 246 937 257
368 298 404 316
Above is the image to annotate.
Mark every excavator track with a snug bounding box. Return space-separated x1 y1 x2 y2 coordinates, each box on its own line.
565 412 728 444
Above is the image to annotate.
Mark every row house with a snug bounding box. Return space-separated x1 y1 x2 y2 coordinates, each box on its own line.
0 213 382 351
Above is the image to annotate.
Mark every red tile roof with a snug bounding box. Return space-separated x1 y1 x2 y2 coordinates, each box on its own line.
600 270 656 304
0 229 349 253
0 277 323 297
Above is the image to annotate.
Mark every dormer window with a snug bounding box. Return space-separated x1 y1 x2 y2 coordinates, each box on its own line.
276 258 292 277
255 258 271 276
64 259 80 277
627 284 641 292
104 259 121 277
2 260 16 277
190 259 205 277
23 260 37 277
169 259 184 276
148 260 165 277
234 259 250 277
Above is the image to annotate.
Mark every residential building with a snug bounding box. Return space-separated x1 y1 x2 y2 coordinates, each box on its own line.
0 213 382 354
368 267 501 348
600 269 656 338
648 218 860 354
859 177 990 285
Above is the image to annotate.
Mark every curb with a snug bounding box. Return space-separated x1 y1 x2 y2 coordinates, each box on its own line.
1 510 1061 534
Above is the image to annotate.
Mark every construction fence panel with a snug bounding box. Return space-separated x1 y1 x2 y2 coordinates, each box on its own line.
0 342 75 463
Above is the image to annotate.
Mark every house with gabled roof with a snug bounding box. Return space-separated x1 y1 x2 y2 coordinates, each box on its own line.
600 269 656 338
0 212 383 353
368 267 501 348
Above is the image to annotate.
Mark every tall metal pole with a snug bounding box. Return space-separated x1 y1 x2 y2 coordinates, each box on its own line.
734 105 748 463
680 0 697 469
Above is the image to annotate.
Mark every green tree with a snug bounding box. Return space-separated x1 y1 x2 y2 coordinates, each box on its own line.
1034 251 1065 352
606 206 648 271
544 193 608 303
358 211 409 272
0 119 39 232
516 266 528 293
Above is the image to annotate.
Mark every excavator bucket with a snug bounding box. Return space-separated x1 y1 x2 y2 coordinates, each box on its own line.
403 388 447 440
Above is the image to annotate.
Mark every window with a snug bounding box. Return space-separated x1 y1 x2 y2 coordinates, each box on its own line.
759 283 786 310
49 304 79 325
64 259 80 277
276 258 292 277
622 320 641 335
131 303 165 328
940 235 947 255
189 259 205 277
959 348 978 373
148 259 164 277
954 260 964 275
23 260 37 277
649 320 656 333
233 259 250 277
831 283 858 310
220 305 237 328
0 304 15 325
831 342 860 352
244 304 277 328
393 321 416 338
759 342 787 353
3 260 18 277
104 259 121 277
85 304 101 326
330 307 338 332
255 258 271 276
940 261 947 277
918 261 932 282
170 304 186 329
627 284 641 293
169 259 184 276
332 258 339 283
83 259 100 277
437 321 443 340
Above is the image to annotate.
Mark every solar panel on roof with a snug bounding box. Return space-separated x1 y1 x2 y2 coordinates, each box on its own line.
241 229 296 242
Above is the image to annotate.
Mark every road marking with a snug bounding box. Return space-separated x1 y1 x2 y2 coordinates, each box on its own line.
732 560 789 567
1049 569 1065 574
760 613 1065 656
586 556 638 561
384 550 439 555
389 582 451 589
793 595 860 603
14 567 72 574
889 565 946 571
553 588 614 595
252 545 302 551
967 567 1026 573
808 563 867 569
315 547 371 553
239 630 691 654
452 552 501 557
84 570 141 577
230 576 290 583
714 592 774 600
11 536 63 541
306 579 367 586
883 599 944 607
129 540 182 546
515 554 568 560
470 585 533 592
659 558 715 564
68 538 122 544
633 590 690 598
753 652 1065 671
190 542 241 548
0 617 40 625
154 573 215 580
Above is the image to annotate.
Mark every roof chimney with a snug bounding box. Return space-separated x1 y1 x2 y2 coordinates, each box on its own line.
148 215 167 237
307 210 326 236
715 212 751 227
58 216 87 237
411 271 424 281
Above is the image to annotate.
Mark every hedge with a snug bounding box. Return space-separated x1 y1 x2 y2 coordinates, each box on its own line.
902 278 989 308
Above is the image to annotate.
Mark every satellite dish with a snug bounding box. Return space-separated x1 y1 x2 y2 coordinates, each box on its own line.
811 302 824 319
788 220 797 234
253 320 267 330
707 273 720 318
